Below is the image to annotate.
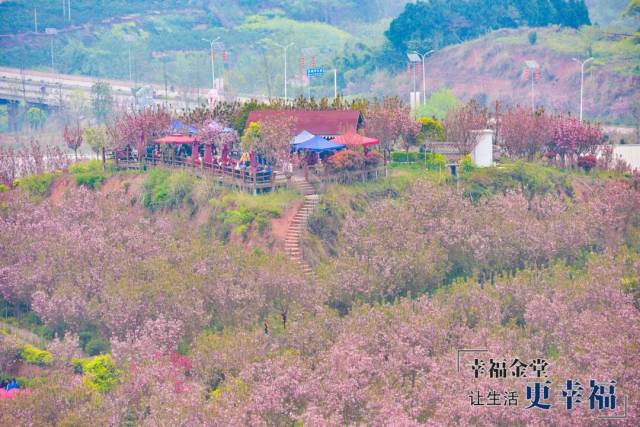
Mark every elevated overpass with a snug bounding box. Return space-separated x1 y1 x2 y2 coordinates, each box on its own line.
0 67 270 130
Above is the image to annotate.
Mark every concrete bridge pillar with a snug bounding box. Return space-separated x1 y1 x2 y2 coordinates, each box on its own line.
7 101 20 133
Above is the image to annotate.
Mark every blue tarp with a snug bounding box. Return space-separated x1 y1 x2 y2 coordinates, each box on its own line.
171 121 197 136
295 136 345 153
291 130 315 146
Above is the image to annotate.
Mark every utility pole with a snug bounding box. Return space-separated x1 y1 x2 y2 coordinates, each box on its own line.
273 41 294 101
572 57 594 121
51 38 55 73
333 68 337 99
34 9 38 33
202 37 221 89
413 50 434 104
524 60 540 111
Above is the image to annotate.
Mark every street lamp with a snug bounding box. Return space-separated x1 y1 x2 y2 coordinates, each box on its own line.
572 57 594 121
202 37 221 89
271 41 294 101
407 53 422 111
411 50 434 105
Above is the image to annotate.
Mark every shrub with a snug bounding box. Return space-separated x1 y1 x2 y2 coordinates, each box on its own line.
0 183 9 193
578 154 597 172
326 150 365 173
418 117 445 141
425 153 447 171
461 160 573 201
364 151 383 168
15 172 55 197
20 345 52 366
211 190 298 239
528 31 538 45
391 151 425 163
79 330 110 356
73 355 120 393
143 169 195 211
459 155 476 177
69 160 112 189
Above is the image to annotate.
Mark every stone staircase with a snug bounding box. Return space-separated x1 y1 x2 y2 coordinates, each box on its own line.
286 177 320 277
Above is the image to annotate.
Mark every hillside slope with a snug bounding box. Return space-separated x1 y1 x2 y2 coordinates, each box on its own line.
420 26 639 124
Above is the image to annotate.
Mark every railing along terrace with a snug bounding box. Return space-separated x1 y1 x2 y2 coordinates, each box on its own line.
116 156 281 193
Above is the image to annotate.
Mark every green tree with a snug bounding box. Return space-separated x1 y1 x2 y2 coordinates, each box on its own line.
241 121 262 152
91 82 113 124
84 126 108 171
624 0 640 17
26 107 47 130
415 88 462 120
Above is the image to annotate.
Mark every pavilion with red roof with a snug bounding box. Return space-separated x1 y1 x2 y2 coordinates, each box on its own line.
245 110 363 138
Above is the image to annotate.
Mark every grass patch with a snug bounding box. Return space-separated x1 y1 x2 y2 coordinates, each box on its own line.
461 160 573 202
211 189 299 240
15 172 55 198
20 345 52 366
143 168 196 212
69 160 115 189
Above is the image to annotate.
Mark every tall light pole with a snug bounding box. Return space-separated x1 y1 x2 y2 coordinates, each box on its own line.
202 37 221 89
412 50 434 105
407 53 421 111
46 28 58 73
572 57 593 121
273 41 294 101
333 68 337 100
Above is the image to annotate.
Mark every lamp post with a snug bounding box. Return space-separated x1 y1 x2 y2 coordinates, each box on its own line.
407 53 421 111
572 57 593 121
202 37 221 89
412 50 434 105
272 42 294 101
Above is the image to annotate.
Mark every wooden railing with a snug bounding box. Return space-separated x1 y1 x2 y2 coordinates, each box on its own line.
117 157 285 194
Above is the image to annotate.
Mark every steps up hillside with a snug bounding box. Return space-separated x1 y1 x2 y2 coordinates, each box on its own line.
286 177 319 278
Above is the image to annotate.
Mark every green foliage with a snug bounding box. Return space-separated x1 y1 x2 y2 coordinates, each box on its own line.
418 117 446 141
26 107 47 130
0 184 8 193
143 169 195 212
623 0 640 18
390 151 446 171
91 82 114 124
528 31 538 46
425 153 447 171
461 160 573 201
458 155 476 178
386 0 590 54
79 330 110 356
415 88 462 120
69 160 112 189
241 121 261 151
20 345 52 366
15 172 55 198
83 126 108 157
73 355 120 393
211 190 298 240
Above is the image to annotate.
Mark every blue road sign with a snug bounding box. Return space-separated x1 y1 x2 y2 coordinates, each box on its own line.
307 67 324 78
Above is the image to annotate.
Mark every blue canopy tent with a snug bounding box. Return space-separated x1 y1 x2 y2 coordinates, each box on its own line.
171 120 197 136
295 136 345 153
291 130 315 146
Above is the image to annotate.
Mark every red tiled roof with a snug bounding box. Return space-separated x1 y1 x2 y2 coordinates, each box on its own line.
245 110 362 136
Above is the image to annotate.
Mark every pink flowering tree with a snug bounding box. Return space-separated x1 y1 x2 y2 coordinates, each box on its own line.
364 97 421 163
